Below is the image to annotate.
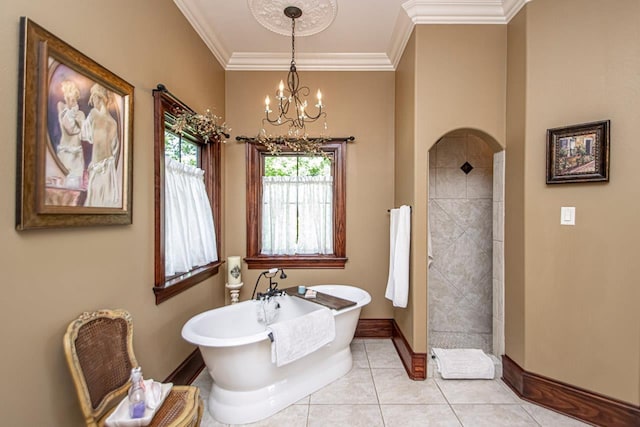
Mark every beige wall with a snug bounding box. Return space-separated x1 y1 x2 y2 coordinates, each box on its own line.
2 2 637 425
0 1 226 425
414 25 507 146
508 0 640 405
393 30 417 346
394 24 507 352
504 6 527 366
224 71 395 319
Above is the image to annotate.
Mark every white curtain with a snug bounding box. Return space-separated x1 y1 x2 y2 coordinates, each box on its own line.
164 157 218 277
262 176 333 255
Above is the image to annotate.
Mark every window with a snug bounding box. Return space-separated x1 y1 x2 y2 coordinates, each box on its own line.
153 90 222 304
245 141 347 269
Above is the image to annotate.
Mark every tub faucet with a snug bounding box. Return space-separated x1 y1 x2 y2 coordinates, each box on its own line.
251 267 288 300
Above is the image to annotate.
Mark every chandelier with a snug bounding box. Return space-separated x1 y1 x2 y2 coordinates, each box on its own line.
259 6 328 154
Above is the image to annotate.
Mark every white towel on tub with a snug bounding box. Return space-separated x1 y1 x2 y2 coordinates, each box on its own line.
268 307 336 367
385 205 411 307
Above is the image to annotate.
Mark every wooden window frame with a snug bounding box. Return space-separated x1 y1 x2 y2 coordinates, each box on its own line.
152 90 222 304
245 141 347 269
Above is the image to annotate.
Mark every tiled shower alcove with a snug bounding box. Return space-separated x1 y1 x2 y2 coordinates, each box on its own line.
428 131 504 357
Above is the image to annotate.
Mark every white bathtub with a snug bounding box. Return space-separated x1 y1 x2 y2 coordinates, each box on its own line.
182 284 371 424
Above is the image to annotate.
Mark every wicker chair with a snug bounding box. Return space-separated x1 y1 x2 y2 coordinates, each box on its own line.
63 309 203 426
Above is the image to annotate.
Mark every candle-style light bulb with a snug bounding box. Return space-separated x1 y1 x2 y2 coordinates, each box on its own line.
278 80 285 98
317 89 322 102
265 95 271 112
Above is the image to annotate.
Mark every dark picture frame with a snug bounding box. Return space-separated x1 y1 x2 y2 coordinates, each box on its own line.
546 120 610 184
16 17 134 230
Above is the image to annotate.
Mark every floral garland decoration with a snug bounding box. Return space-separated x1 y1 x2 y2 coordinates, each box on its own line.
256 129 329 157
172 109 230 143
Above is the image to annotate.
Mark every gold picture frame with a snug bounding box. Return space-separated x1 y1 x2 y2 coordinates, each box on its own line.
16 17 134 230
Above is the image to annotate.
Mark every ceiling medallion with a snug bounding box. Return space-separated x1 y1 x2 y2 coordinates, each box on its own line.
248 0 337 37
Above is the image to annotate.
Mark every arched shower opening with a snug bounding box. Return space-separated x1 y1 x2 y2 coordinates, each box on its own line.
427 128 504 358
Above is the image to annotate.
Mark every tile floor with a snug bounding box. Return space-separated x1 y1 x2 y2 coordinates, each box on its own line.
192 339 590 427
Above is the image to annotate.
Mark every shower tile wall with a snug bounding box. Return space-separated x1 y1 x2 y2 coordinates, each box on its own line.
492 151 505 356
428 133 493 353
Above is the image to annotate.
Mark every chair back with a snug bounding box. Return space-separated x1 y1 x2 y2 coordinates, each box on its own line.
63 309 138 426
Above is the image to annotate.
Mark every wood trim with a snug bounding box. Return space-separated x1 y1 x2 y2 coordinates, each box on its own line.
245 255 347 269
245 141 347 269
283 286 356 310
153 91 166 295
164 348 205 386
152 90 222 304
502 355 640 427
153 261 222 304
501 353 524 395
391 320 427 380
354 319 427 380
332 140 347 261
355 318 393 338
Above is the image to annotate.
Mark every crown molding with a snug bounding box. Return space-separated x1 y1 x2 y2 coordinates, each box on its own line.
503 0 531 21
226 52 395 71
388 7 417 69
176 0 531 71
174 0 230 67
403 0 530 24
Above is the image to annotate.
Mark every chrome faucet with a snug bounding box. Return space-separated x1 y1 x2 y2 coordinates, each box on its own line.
251 267 288 300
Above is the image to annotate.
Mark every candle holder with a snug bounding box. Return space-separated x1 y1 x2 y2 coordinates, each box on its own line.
226 281 243 305
226 255 243 304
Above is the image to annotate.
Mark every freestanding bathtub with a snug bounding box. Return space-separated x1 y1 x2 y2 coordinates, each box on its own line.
181 284 371 424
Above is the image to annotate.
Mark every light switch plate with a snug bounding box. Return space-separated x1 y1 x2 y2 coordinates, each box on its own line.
561 207 575 225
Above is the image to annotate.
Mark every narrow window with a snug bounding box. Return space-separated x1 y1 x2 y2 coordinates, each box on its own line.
153 90 222 304
246 141 347 269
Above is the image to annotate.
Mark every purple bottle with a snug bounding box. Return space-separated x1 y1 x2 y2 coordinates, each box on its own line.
128 367 146 419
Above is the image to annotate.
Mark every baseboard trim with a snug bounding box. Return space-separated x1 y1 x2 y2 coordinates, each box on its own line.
354 318 394 338
501 354 524 394
164 348 205 385
355 318 427 380
502 355 640 427
391 320 427 380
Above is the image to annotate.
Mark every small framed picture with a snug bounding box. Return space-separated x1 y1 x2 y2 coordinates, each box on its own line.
16 17 134 230
546 120 610 184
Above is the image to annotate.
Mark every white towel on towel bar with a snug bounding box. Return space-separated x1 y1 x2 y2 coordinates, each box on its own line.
385 205 411 308
268 307 335 367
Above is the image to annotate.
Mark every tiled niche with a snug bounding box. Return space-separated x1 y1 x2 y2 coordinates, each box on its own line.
428 132 504 355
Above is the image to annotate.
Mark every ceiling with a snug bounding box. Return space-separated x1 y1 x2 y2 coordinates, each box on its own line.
174 0 530 71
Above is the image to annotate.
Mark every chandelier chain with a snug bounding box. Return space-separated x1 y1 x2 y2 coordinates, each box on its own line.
291 15 296 66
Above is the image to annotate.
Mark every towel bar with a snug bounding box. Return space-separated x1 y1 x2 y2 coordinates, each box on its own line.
387 206 412 212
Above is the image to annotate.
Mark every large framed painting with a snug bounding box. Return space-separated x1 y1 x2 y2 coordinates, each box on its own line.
546 120 610 184
16 17 134 230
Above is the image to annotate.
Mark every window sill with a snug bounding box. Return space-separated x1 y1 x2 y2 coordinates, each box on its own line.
154 260 222 304
245 255 347 269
